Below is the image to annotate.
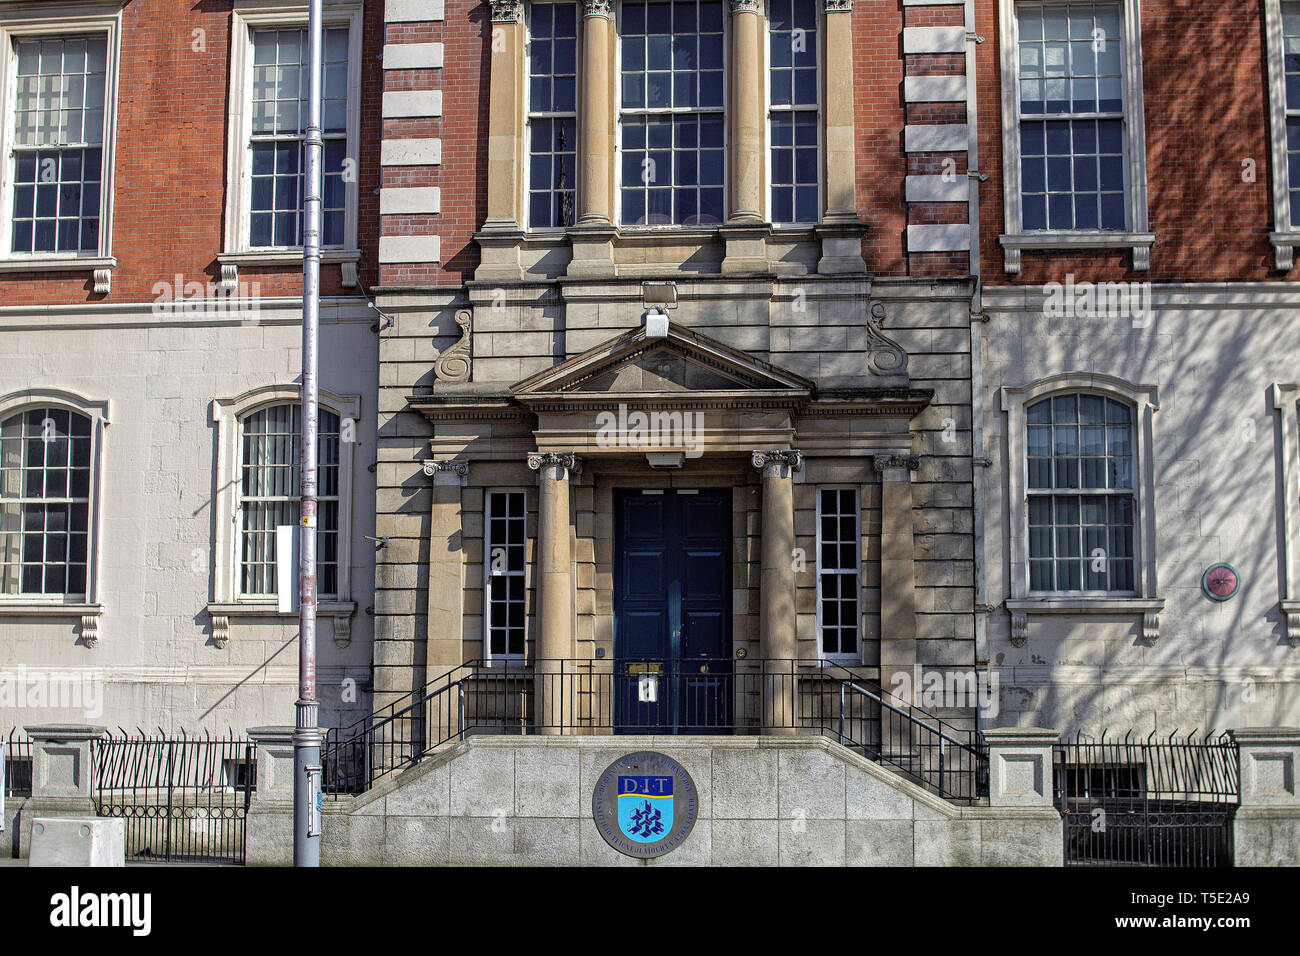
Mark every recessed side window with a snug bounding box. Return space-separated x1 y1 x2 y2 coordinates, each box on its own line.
1025 394 1135 593
767 0 819 224
0 407 93 597
238 404 340 597
1015 2 1125 232
247 27 350 248
485 490 527 660
9 34 108 255
817 488 859 659
618 0 726 226
527 2 578 229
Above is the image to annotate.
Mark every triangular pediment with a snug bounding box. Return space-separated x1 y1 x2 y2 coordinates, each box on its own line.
511 324 813 398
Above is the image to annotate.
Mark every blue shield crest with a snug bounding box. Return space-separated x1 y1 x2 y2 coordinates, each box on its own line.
616 775 674 843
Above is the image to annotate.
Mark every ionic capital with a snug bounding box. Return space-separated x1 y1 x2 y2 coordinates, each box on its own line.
752 449 803 479
528 452 582 478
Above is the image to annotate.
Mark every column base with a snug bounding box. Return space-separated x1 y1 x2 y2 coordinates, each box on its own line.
565 223 618 278
720 221 772 274
474 224 526 282
816 220 868 275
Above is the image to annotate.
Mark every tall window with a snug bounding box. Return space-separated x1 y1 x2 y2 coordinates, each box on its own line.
485 491 527 660
619 0 725 225
9 35 108 255
0 408 92 597
1015 2 1125 231
247 27 349 248
1026 394 1134 593
527 2 578 229
238 405 339 597
768 0 818 224
1282 2 1300 226
817 488 859 659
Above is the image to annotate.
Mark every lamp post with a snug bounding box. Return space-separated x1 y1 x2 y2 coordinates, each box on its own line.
295 0 324 867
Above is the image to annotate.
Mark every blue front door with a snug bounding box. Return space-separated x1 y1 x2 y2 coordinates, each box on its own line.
614 489 732 733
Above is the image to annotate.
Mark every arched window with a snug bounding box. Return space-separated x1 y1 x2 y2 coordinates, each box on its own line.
1025 392 1134 593
0 406 93 597
237 404 340 598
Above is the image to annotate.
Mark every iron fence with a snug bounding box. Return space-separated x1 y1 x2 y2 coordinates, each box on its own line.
3 729 32 798
92 730 256 864
1054 730 1239 867
323 659 988 804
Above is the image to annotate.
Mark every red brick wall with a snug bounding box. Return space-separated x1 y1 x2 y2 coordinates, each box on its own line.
976 0 1283 283
853 2 908 275
0 0 383 306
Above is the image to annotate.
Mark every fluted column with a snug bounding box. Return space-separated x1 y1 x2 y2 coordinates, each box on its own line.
754 450 801 733
485 0 525 228
529 452 580 734
728 0 764 222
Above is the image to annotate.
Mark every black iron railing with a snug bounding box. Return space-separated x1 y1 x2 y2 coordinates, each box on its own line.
1054 729 1239 867
322 659 988 804
91 729 256 864
2 729 32 798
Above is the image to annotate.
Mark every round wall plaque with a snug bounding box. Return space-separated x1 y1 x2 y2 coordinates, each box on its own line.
591 751 698 859
1202 563 1240 602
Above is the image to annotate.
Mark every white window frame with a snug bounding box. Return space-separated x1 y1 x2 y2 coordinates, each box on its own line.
209 385 359 627
1265 0 1300 270
0 388 108 644
815 484 860 664
218 0 362 287
996 0 1153 274
484 488 530 664
1273 383 1300 645
1001 372 1163 644
525 0 580 232
614 0 729 229
763 0 822 227
0 2 122 292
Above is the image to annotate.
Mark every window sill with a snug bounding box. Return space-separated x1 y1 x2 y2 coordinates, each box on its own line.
0 601 105 647
0 256 116 294
216 249 360 289
1004 596 1164 647
206 600 357 650
999 232 1155 275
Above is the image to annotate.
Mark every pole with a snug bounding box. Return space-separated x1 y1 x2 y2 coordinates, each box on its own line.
294 0 323 867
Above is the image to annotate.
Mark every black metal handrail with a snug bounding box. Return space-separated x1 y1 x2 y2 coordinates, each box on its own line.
2 729 33 798
322 659 988 803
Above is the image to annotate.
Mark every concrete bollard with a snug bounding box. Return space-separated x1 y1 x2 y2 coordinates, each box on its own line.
30 817 124 867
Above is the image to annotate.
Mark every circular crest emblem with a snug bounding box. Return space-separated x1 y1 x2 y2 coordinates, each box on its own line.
1202 563 1240 602
592 751 698 859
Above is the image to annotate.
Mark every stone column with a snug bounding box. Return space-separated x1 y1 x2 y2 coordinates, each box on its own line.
1230 727 1300 865
753 451 801 732
875 455 919 762
423 459 468 747
816 0 867 273
727 0 763 222
529 452 581 733
245 726 295 866
20 724 105 858
478 0 527 280
568 0 618 277
720 0 769 273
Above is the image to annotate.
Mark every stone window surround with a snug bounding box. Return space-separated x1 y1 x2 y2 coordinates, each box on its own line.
0 1 124 294
482 0 862 277
1274 383 1300 645
815 483 861 664
1264 0 1300 270
996 0 1154 275
218 0 364 292
0 387 109 648
208 383 360 648
1001 372 1164 645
